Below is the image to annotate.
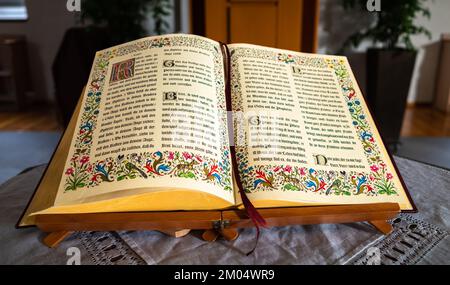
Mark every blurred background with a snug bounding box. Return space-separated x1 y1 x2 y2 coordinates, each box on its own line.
0 0 449 184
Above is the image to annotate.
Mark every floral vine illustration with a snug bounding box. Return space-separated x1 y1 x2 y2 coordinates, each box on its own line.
64 155 92 191
64 150 232 192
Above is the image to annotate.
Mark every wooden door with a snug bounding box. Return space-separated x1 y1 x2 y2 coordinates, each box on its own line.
201 0 319 52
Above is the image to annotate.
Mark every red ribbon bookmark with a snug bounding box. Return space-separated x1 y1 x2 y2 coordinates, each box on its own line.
220 42 267 255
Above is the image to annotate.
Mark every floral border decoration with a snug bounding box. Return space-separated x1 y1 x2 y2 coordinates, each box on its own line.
64 36 232 192
230 47 398 197
65 149 232 192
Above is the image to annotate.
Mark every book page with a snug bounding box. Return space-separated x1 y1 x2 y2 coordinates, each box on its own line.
55 34 234 207
229 43 412 210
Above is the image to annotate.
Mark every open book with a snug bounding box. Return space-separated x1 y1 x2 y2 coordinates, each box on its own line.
20 34 415 226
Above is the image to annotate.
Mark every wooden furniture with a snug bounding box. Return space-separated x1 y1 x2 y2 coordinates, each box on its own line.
37 203 399 248
434 34 450 113
401 105 450 137
196 0 320 52
0 35 32 110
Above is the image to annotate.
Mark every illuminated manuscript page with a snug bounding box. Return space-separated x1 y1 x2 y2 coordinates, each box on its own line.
52 34 234 210
229 44 412 210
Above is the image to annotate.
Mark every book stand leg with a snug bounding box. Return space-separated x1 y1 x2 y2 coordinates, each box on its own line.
369 220 393 235
202 229 220 242
159 229 191 238
219 228 239 241
201 228 239 242
43 231 72 248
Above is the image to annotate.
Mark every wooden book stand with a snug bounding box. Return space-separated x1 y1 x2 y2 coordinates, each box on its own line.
36 202 399 248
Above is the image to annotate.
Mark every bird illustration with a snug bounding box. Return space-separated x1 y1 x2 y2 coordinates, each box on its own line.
125 162 147 178
325 179 342 195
